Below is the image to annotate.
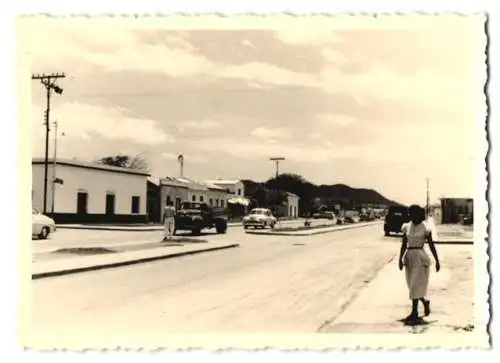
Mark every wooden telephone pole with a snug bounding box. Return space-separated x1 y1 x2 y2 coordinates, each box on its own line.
31 72 65 215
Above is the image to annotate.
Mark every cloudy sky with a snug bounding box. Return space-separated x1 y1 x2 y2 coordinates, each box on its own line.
23 15 485 205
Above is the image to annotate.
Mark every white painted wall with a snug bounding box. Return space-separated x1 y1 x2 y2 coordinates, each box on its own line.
212 181 245 196
32 163 147 215
286 194 300 218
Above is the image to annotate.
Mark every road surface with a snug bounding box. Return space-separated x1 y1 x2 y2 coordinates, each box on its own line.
31 218 332 254
27 223 397 345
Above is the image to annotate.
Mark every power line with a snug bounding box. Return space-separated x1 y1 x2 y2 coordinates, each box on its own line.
31 72 66 215
73 85 311 99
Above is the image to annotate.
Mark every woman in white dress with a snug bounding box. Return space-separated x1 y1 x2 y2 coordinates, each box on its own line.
398 205 441 322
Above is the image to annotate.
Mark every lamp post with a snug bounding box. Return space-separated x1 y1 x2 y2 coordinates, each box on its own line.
269 157 285 226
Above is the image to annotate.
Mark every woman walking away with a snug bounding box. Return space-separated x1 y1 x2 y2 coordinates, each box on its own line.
398 204 441 322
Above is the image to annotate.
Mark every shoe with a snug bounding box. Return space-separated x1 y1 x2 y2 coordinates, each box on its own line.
423 300 431 316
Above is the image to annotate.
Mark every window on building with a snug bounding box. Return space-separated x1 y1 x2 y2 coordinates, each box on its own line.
166 195 172 205
175 197 181 210
209 198 213 206
105 193 115 215
215 199 219 207
77 192 88 215
221 200 225 208
131 196 140 214
200 195 204 202
238 188 241 196
192 195 196 202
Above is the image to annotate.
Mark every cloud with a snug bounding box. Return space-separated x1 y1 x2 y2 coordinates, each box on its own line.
274 28 346 46
179 119 223 131
30 101 174 157
217 62 316 88
309 133 322 140
250 127 292 140
162 152 207 163
241 39 255 49
161 152 179 160
315 113 357 127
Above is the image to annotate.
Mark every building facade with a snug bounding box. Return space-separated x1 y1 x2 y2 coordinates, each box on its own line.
32 158 149 224
285 192 300 218
205 179 245 197
157 176 232 222
440 198 474 224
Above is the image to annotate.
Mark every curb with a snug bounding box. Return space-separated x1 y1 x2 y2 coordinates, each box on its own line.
244 222 381 237
54 225 242 232
434 240 474 245
54 220 305 232
32 243 239 280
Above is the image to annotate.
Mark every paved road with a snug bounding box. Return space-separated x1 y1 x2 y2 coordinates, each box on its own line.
27 223 396 346
31 218 337 254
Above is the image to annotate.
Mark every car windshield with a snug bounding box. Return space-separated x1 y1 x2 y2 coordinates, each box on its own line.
250 209 266 215
181 202 204 210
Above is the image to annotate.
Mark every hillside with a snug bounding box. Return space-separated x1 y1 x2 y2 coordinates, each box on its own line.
242 173 402 211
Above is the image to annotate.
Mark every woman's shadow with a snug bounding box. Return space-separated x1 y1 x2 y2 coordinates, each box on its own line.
398 315 437 326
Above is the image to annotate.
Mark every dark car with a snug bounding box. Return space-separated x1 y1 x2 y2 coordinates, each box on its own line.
384 206 409 236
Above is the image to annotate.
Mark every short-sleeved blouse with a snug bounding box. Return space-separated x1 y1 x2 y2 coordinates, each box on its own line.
401 222 431 248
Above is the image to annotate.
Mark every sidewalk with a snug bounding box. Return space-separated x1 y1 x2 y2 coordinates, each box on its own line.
245 221 381 236
427 217 474 244
322 244 478 336
31 240 239 279
55 219 303 231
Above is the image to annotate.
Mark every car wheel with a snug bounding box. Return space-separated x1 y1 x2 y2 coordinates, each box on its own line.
216 222 227 234
192 228 201 236
384 230 389 236
38 226 50 240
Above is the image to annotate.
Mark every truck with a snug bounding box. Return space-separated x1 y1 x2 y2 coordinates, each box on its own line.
174 201 228 235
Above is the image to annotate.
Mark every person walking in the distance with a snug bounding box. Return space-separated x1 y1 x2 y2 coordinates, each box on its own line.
163 200 176 241
398 204 441 323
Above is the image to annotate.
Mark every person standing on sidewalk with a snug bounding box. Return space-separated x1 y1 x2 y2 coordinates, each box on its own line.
163 200 176 241
398 204 441 322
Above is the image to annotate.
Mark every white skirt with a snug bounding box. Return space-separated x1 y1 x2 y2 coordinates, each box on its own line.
404 249 431 299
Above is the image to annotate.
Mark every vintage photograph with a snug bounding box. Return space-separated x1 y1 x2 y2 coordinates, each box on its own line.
19 15 488 349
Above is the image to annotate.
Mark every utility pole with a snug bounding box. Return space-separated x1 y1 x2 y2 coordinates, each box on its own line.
269 157 285 223
426 178 430 218
51 120 59 215
31 73 65 215
270 157 285 179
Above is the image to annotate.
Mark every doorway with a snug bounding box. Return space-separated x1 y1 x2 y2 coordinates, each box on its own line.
77 192 88 214
105 193 115 215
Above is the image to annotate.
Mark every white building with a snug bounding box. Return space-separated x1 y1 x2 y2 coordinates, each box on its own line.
157 176 232 222
286 192 300 218
205 179 245 197
32 158 149 224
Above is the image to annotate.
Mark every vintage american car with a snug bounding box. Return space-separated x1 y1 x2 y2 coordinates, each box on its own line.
242 208 277 229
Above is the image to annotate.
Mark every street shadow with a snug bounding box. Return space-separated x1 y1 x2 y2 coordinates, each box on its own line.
174 231 219 237
397 316 435 326
161 237 209 244
53 247 117 255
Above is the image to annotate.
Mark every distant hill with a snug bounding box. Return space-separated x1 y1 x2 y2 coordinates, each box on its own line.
242 173 402 212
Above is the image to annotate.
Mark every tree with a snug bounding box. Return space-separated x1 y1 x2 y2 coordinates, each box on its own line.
95 154 150 172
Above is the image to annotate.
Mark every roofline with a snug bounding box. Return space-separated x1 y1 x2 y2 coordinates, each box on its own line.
32 158 150 176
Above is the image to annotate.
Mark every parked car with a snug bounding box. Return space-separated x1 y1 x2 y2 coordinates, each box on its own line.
32 208 56 239
384 206 410 236
312 211 336 220
344 210 361 223
174 202 228 235
243 208 277 229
